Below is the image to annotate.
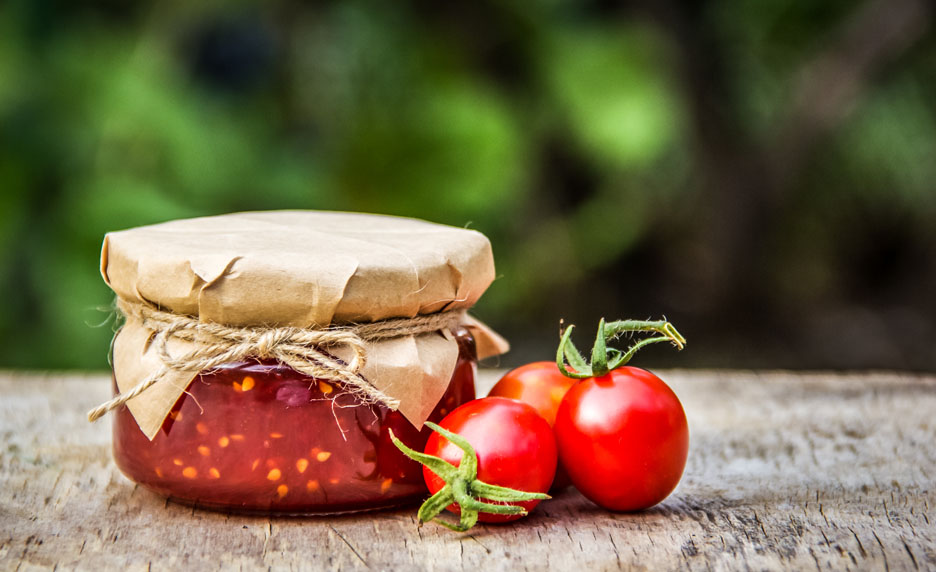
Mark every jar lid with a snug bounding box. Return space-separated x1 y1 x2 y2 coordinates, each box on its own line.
101 210 496 327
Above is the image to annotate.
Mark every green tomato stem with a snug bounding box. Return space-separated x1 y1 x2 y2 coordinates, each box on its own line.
590 319 610 376
556 318 686 379
556 325 593 379
563 334 590 375
605 319 686 349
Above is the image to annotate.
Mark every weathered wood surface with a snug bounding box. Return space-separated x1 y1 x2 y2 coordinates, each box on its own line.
1 369 934 571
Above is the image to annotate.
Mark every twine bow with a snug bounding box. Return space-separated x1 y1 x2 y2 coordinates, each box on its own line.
87 299 465 422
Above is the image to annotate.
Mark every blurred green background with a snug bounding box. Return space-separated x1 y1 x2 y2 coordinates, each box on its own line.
1 0 934 372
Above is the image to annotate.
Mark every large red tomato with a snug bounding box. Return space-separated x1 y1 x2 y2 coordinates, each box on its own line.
554 366 688 511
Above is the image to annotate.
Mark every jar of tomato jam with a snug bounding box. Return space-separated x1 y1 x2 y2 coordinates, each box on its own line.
94 211 507 514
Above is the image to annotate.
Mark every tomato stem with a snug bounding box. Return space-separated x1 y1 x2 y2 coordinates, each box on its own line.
590 319 610 376
389 422 550 532
557 318 686 378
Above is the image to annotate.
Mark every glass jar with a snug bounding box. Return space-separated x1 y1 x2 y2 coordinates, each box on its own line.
112 328 477 514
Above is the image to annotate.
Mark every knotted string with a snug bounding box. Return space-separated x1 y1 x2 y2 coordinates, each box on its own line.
87 299 464 422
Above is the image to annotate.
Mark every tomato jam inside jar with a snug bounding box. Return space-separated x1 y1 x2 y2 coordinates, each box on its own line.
113 328 477 514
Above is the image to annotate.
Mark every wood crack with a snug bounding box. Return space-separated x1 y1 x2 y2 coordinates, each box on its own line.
329 525 368 568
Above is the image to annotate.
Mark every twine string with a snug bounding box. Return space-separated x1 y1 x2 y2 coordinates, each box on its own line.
86 299 464 423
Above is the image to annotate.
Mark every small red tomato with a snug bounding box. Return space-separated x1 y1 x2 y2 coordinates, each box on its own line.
423 397 557 524
488 361 577 426
390 397 556 530
554 366 688 511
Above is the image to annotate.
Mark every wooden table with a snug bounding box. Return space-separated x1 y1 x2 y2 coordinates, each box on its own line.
2 370 934 571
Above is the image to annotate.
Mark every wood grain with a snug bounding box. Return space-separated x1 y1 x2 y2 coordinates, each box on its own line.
1 370 934 571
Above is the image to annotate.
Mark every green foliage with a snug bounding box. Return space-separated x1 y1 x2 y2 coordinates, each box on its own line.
543 26 681 170
840 78 936 206
1 0 935 370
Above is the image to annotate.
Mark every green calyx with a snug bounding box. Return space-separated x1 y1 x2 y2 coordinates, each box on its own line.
556 318 686 378
389 422 550 532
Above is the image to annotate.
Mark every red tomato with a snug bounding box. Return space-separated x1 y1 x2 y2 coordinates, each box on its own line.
487 361 577 426
424 397 557 523
488 361 578 491
554 366 688 511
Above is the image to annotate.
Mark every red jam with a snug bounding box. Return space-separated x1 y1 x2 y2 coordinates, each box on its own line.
113 328 477 514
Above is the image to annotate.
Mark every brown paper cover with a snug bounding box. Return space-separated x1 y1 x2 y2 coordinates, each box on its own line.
102 211 509 439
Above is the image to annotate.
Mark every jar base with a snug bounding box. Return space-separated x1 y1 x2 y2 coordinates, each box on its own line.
160 492 425 516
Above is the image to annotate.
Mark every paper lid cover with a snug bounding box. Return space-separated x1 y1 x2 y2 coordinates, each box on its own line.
101 210 496 327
